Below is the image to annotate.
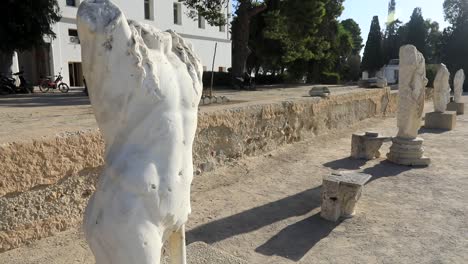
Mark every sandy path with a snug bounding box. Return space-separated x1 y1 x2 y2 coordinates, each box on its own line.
0 97 467 264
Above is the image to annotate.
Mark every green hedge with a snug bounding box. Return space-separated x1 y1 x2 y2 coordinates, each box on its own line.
202 72 231 87
320 72 341 84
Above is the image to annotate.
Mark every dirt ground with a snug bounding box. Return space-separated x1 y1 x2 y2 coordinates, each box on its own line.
0 95 466 263
0 85 360 144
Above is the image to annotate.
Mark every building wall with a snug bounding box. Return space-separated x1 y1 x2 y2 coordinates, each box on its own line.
37 0 232 86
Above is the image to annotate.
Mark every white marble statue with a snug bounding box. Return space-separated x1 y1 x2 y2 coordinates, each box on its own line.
454 69 465 103
433 64 451 113
396 45 428 139
77 0 203 263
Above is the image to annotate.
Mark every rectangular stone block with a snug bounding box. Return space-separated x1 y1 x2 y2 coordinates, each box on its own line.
424 111 457 130
447 102 465 115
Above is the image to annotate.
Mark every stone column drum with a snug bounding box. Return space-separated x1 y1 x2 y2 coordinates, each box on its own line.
387 45 430 166
447 69 465 115
424 64 457 130
77 0 203 263
351 132 390 160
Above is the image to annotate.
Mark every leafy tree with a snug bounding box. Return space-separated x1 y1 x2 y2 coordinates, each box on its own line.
425 20 442 63
341 19 363 55
0 0 61 73
404 8 427 56
362 16 384 75
441 0 468 90
182 0 266 78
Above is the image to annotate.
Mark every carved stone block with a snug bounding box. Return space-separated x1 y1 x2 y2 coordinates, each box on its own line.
351 132 391 160
321 172 371 222
424 111 457 130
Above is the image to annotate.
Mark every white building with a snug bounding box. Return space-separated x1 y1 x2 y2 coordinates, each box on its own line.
17 0 232 87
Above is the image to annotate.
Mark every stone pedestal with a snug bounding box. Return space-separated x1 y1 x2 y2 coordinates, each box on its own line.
387 137 430 166
447 102 465 115
424 111 457 130
321 172 372 222
351 132 391 160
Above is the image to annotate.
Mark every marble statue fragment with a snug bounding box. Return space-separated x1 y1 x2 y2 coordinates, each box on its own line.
387 45 430 166
433 64 451 113
77 0 203 263
395 45 427 139
425 64 457 129
447 69 465 114
453 69 465 103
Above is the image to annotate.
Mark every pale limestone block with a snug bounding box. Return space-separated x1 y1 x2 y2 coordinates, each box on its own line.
447 102 465 115
454 69 465 103
77 0 203 263
351 132 390 160
424 111 457 130
433 64 451 113
321 172 371 222
396 45 428 139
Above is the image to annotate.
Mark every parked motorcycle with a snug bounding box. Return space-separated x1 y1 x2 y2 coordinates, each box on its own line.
39 69 70 93
233 72 256 90
0 71 33 95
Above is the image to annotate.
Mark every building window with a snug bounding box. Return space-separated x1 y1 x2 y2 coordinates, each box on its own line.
144 0 154 20
173 3 182 25
219 24 226 32
198 14 205 29
66 0 76 7
68 29 80 44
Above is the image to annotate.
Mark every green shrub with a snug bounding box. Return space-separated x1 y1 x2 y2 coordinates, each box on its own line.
320 72 341 84
202 72 231 87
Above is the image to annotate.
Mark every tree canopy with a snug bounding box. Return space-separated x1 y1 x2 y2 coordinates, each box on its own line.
0 0 61 72
362 16 384 74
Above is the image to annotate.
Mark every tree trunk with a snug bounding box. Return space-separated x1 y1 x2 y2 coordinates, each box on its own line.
0 51 14 75
232 1 266 78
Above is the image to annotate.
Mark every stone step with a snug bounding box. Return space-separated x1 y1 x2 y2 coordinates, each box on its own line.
163 242 248 264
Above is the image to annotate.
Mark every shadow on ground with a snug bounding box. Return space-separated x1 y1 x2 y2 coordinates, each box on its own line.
323 157 367 170
187 187 322 246
418 127 450 134
0 93 90 107
255 213 341 261
363 160 415 183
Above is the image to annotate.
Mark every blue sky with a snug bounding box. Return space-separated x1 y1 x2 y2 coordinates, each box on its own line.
340 0 449 46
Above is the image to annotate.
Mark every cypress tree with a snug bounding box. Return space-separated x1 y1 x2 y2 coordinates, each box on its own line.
362 16 384 75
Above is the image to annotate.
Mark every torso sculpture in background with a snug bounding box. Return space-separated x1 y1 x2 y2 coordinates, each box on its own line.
433 64 451 113
396 45 428 139
454 69 465 103
77 0 203 263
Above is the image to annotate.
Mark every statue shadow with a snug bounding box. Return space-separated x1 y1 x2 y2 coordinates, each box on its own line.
363 160 415 184
418 127 450 134
322 157 368 170
255 213 341 261
187 187 321 245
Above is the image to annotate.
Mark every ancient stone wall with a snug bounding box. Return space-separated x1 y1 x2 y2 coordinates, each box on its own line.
0 88 398 252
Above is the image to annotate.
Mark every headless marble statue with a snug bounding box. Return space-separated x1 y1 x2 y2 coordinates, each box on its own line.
454 69 465 103
387 45 430 166
396 45 428 139
77 0 202 263
433 64 450 113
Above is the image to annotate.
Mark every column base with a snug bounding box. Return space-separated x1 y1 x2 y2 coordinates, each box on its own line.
387 137 430 166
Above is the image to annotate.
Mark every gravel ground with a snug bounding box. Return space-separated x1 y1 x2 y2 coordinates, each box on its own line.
0 96 466 264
